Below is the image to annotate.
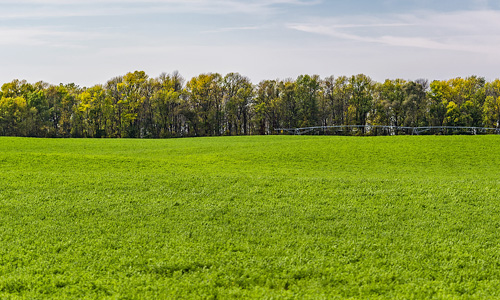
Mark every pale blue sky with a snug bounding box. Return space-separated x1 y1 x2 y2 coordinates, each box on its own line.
1 0 499 86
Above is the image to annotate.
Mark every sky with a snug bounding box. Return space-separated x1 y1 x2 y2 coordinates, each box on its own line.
1 0 500 86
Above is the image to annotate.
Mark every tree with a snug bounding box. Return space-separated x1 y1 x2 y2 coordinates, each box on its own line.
402 80 428 127
427 80 450 126
77 85 107 137
451 76 485 127
444 101 461 126
186 73 223 136
1 79 37 99
117 71 149 138
0 96 27 136
483 96 500 128
295 74 321 128
332 76 351 126
26 90 49 137
279 79 298 129
348 74 374 130
152 72 186 137
105 76 123 137
379 79 406 128
223 73 253 135
2 72 500 138
254 80 282 134
483 79 500 129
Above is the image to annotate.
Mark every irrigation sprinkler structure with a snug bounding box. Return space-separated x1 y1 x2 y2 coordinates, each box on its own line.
276 125 500 136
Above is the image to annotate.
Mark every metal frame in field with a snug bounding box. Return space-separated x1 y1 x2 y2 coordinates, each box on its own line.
276 125 500 135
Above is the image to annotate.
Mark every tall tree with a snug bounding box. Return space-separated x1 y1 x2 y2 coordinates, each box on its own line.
77 85 107 137
427 80 450 126
402 80 428 127
348 74 374 130
378 79 406 128
295 75 321 128
35 83 79 137
483 79 500 128
186 73 223 136
152 72 186 137
254 80 282 134
223 73 253 135
279 79 298 129
117 71 149 138
0 96 27 136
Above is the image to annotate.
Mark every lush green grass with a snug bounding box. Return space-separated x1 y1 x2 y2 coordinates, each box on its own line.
1 135 500 299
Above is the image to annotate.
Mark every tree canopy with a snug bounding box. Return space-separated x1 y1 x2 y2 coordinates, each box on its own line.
1 72 499 138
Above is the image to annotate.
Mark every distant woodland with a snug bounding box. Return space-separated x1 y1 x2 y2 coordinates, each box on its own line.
0 71 499 138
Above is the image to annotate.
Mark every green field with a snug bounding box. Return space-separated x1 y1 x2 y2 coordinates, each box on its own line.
1 135 500 299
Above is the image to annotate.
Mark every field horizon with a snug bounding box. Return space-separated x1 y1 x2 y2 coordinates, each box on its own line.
1 135 500 299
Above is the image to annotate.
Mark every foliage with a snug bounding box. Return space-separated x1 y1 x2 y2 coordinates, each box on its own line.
0 73 499 138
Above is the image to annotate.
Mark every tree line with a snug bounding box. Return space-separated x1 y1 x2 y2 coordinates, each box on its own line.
0 71 499 138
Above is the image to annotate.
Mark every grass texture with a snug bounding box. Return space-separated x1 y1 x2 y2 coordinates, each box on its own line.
1 135 500 299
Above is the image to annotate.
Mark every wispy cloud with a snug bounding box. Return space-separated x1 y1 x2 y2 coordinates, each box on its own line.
0 27 109 47
0 0 318 4
288 10 500 54
0 0 320 19
201 26 264 34
0 0 316 47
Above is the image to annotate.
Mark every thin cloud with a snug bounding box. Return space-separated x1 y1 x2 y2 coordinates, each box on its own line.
0 27 110 47
287 10 500 54
0 0 321 18
201 26 264 34
0 0 318 4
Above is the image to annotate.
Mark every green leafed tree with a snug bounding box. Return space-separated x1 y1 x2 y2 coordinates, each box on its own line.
186 73 223 136
427 80 450 126
402 79 428 127
0 96 27 136
348 74 374 131
295 74 321 128
254 80 283 135
483 79 500 129
223 73 253 135
152 72 186 138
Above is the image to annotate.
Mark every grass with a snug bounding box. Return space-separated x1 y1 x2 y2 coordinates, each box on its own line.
0 135 500 299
